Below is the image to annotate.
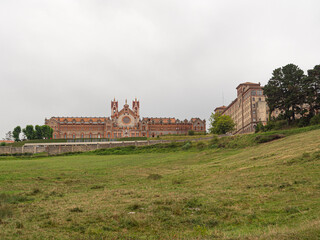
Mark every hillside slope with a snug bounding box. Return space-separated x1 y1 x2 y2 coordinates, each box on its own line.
0 129 320 239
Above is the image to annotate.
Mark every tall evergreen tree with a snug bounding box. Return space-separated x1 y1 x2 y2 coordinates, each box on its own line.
263 64 306 123
303 65 320 116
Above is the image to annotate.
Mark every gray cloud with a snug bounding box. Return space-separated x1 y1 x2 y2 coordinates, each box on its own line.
1 0 320 138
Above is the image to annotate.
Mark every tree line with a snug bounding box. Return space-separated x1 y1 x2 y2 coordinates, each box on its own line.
12 125 53 142
264 64 320 124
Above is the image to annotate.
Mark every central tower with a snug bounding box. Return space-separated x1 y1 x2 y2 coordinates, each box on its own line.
111 98 118 117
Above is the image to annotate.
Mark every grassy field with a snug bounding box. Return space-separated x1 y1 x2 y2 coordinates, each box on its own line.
0 129 320 239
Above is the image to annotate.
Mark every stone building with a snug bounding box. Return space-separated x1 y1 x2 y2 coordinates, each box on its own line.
215 82 269 134
45 99 206 139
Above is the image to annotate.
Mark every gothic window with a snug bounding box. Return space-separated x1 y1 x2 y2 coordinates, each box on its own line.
73 134 75 139
64 133 67 139
98 133 101 138
89 133 92 138
81 133 84 138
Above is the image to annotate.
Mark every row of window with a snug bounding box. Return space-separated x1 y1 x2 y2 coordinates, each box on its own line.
63 119 103 124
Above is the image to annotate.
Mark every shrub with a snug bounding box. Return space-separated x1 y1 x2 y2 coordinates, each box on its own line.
255 122 265 133
0 142 6 146
298 117 310 127
188 130 195 136
310 114 320 125
181 142 192 150
254 134 285 143
274 120 288 130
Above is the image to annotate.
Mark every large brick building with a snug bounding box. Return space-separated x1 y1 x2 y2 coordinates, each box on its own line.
215 82 269 134
45 99 206 139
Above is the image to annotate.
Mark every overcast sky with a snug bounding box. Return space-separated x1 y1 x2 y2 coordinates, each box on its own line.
1 0 320 139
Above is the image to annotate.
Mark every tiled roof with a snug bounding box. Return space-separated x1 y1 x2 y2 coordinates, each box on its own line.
51 117 106 123
0 140 14 143
142 117 176 123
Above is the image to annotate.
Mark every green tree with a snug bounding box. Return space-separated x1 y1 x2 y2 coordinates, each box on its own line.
41 125 53 139
4 131 13 141
188 130 195 136
209 112 235 134
303 65 320 116
263 64 306 123
35 125 43 139
13 126 21 142
22 125 35 140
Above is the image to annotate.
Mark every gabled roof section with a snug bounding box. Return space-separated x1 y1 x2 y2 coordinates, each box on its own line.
236 82 260 89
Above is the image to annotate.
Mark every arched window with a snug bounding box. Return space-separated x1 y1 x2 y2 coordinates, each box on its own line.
73 134 76 139
98 133 101 139
54 134 56 139
89 133 92 138
81 133 84 138
64 133 67 139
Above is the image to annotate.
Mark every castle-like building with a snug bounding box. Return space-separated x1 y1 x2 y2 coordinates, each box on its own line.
45 99 206 139
215 82 269 134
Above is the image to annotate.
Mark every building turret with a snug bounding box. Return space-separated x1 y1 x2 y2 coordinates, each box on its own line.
132 98 140 118
111 98 118 118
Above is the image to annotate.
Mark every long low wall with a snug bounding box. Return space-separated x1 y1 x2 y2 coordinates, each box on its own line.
0 137 212 156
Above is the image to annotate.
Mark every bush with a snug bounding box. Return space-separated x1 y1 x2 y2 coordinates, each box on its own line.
254 134 285 143
188 130 195 136
298 117 310 127
255 122 265 133
0 142 6 146
182 142 192 150
310 114 320 125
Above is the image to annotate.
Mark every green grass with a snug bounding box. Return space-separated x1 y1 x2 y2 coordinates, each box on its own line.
0 128 320 239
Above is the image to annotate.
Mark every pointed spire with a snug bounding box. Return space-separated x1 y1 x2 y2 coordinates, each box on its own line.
125 99 127 104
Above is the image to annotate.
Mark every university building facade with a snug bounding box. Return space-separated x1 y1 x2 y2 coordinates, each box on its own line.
45 99 206 139
215 82 269 134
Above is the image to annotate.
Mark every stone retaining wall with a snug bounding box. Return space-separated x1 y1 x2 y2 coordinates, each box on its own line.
0 137 212 156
